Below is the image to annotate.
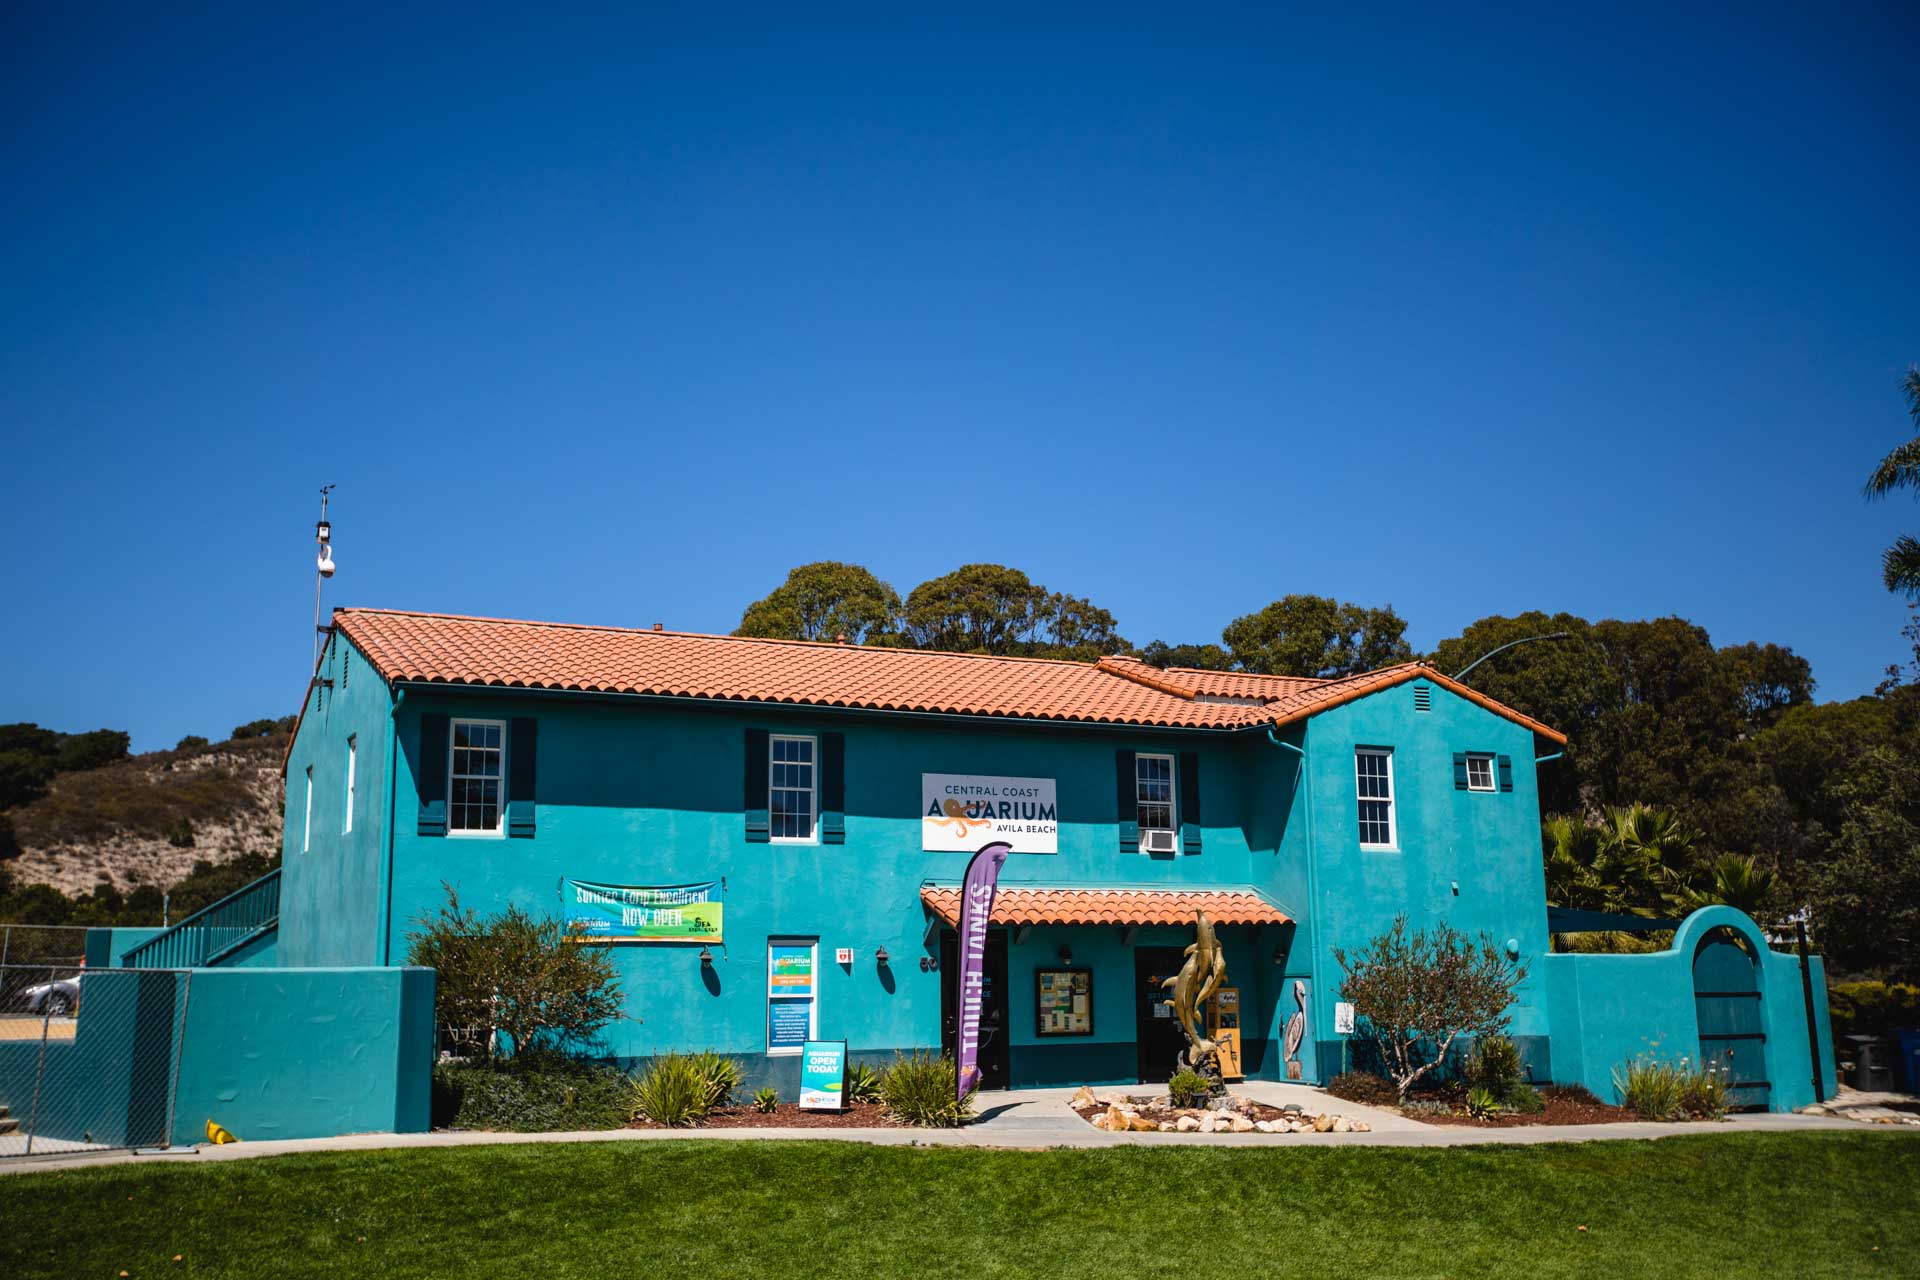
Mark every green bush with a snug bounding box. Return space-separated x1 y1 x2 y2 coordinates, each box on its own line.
1465 1036 1524 1097
1613 1055 1731 1121
1402 1099 1452 1118
1830 981 1920 1038
880 1051 974 1127
628 1054 715 1127
1466 1087 1503 1119
846 1061 883 1104
684 1051 743 1110
431 1060 631 1132
1326 1071 1399 1106
1167 1070 1211 1109
1504 1082 1546 1114
753 1086 779 1113
1679 1059 1734 1120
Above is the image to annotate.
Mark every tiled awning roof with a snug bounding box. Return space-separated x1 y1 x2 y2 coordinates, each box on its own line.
918 885 1291 928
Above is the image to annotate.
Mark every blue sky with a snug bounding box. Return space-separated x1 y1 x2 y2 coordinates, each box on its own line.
3 4 1916 752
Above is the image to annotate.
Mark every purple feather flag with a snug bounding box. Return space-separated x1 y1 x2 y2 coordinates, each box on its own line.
954 840 1012 1102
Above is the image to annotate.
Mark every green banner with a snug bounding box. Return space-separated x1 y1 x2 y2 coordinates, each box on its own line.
561 879 723 942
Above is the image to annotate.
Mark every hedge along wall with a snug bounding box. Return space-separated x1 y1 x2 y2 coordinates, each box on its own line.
1544 906 1836 1113
168 966 436 1142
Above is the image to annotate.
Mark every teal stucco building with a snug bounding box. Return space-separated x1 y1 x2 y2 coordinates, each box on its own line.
267 607 1834 1110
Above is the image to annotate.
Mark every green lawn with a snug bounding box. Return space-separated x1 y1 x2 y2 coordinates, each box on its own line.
3 1133 1915 1279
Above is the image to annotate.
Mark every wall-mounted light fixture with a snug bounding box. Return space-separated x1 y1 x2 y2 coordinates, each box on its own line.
1057 945 1073 966
1504 938 1520 959
698 946 714 966
919 956 937 973
875 946 890 967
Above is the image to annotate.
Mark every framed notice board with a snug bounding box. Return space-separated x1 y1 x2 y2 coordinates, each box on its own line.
1035 968 1093 1037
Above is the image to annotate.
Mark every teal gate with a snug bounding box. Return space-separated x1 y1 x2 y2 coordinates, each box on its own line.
1692 929 1769 1110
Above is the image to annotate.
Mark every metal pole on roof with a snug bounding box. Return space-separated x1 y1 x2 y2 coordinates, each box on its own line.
312 486 336 669
1452 632 1572 682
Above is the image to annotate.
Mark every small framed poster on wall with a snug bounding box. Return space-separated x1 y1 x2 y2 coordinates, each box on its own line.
1034 968 1093 1037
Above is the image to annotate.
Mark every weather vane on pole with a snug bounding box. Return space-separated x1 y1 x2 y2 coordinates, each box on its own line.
313 485 337 668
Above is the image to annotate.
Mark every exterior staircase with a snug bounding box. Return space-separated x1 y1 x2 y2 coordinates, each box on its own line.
120 869 280 970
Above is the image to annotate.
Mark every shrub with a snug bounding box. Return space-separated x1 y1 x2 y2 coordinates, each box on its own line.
174 735 209 752
1830 981 1920 1038
1402 1100 1452 1118
1465 1087 1502 1120
1504 1082 1546 1114
1326 1071 1400 1107
165 817 195 848
1167 1070 1211 1108
1679 1058 1734 1120
880 1051 975 1128
1334 916 1528 1100
846 1061 883 1104
432 1059 631 1132
1465 1036 1524 1098
629 1054 715 1127
407 885 624 1061
753 1086 779 1113
684 1051 743 1111
1613 1055 1734 1121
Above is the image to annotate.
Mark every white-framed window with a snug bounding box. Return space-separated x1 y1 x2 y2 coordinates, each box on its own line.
1465 752 1496 793
769 735 817 843
344 736 357 833
1355 748 1396 849
766 937 818 1055
449 719 505 836
1136 753 1176 834
302 766 313 854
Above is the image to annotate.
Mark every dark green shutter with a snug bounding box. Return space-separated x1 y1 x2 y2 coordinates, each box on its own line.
1497 754 1514 793
507 718 537 837
1179 751 1202 854
1115 750 1138 853
417 713 449 836
745 728 770 842
821 732 846 844
1453 753 1468 790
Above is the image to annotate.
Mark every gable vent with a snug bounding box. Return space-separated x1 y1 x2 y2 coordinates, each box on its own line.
1413 684 1432 712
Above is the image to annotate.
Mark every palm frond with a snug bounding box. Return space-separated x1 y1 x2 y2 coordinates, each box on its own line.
1884 535 1920 597
1865 437 1920 500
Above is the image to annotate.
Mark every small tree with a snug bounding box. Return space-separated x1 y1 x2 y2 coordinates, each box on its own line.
408 885 624 1066
1334 916 1528 1101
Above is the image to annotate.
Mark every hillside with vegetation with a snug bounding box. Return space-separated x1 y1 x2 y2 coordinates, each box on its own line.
0 718 290 916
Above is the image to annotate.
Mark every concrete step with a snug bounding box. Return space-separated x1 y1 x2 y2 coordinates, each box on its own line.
0 1116 17 1135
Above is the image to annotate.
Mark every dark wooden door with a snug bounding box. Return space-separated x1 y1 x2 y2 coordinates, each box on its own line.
940 929 1009 1090
1693 929 1770 1110
1135 946 1190 1083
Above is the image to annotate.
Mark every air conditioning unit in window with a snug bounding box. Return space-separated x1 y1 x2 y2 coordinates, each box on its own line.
1142 829 1179 854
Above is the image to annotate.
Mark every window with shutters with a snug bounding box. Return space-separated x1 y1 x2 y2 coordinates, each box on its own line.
1465 752 1496 792
769 735 817 843
1135 753 1176 835
1355 748 1396 849
449 719 505 836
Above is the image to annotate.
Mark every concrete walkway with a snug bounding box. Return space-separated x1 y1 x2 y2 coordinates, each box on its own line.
2 1081 1900 1175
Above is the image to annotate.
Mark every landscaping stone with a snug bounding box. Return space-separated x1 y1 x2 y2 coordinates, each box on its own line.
1332 1117 1352 1133
1313 1114 1335 1132
1228 1115 1255 1132
1175 1115 1201 1132
1071 1086 1099 1110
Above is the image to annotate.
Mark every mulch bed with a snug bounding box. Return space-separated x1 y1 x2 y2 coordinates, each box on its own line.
628 1100 905 1130
1403 1087 1636 1127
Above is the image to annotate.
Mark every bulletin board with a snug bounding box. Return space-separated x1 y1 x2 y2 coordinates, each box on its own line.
1035 968 1093 1037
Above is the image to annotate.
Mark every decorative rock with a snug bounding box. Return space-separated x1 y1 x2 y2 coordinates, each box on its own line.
1313 1114 1335 1133
1254 1120 1276 1133
1197 1114 1218 1133
1352 1120 1371 1132
1332 1116 1352 1133
1159 1121 1175 1131
1129 1113 1160 1132
1228 1114 1255 1132
1175 1115 1201 1132
1072 1086 1099 1109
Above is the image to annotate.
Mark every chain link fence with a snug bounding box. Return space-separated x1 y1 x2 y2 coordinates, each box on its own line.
0 959 192 1158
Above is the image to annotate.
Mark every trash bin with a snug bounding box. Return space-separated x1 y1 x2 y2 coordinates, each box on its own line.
1895 1030 1920 1095
1846 1035 1894 1092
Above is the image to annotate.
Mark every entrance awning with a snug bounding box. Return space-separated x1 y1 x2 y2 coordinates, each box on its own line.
918 885 1291 928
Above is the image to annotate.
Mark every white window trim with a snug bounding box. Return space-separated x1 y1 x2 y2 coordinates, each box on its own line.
1135 752 1178 836
768 733 819 845
1465 752 1497 793
344 736 357 833
766 937 819 1056
302 766 313 854
448 717 507 838
1355 747 1397 850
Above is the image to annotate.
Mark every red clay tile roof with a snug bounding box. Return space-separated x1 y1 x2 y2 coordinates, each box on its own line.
918 885 1291 928
323 609 1564 744
333 609 1273 730
1264 662 1568 745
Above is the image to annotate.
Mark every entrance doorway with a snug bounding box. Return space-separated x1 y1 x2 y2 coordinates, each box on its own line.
1135 946 1190 1083
940 929 1009 1091
1692 927 1770 1110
